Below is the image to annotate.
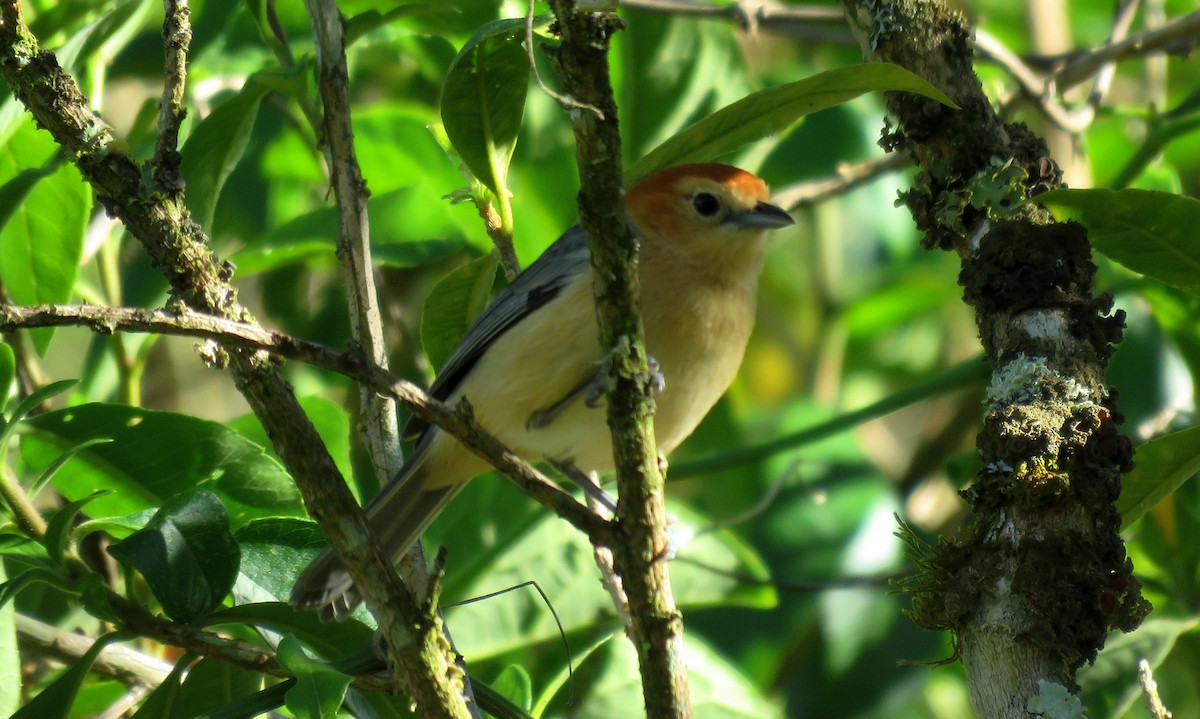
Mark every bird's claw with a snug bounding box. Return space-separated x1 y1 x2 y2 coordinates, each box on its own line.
647 355 665 396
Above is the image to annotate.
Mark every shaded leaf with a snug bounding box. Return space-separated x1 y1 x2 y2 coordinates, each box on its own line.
0 342 13 413
1118 424 1200 528
1040 188 1200 296
201 601 375 659
421 253 500 370
108 490 240 622
628 63 955 183
129 656 195 719
0 563 16 717
278 634 353 719
181 76 272 232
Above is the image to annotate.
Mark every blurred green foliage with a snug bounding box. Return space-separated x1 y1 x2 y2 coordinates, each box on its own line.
1 0 1200 717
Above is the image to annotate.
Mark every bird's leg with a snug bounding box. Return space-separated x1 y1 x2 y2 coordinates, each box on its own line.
547 458 617 513
527 371 602 429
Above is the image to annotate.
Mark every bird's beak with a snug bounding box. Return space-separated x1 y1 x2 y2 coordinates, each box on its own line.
730 201 795 229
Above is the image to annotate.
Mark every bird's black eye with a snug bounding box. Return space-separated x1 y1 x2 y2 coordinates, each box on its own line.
691 192 721 218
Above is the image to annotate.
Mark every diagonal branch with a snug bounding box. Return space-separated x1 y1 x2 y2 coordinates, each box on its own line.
0 302 614 545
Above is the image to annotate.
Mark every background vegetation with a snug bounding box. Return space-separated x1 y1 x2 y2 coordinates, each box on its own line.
2 0 1200 717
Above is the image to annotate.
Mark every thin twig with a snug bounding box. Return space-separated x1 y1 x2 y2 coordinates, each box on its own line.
526 0 604 119
1138 658 1174 719
773 152 911 211
150 0 191 192
0 302 615 546
16 613 172 688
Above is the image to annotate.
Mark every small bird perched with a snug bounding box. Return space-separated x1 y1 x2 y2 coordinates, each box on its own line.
292 163 794 620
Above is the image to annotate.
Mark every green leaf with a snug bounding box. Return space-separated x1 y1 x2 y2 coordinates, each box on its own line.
28 438 114 501
440 494 772 660
173 657 264 717
627 63 956 183
0 564 17 717
346 4 451 44
230 518 331 607
108 490 240 622
0 567 75 610
0 342 13 413
278 634 353 719
1040 189 1200 296
421 253 500 370
489 665 533 712
440 18 533 196
227 187 469 276
228 395 353 486
181 76 271 232
1 378 77 450
535 630 780 718
44 490 111 563
21 403 303 527
1118 424 1200 528
1080 617 1199 718
12 632 134 719
129 656 195 719
0 160 90 354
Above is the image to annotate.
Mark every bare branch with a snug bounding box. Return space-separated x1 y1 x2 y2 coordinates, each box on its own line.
16 613 172 688
150 0 191 192
773 152 911 212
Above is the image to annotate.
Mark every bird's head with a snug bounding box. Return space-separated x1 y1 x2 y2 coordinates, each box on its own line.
626 163 794 269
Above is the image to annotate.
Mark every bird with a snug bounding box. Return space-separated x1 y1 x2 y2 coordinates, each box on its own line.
291 163 794 620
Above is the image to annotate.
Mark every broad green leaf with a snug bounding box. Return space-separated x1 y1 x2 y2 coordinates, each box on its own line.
1080 617 1199 718
227 188 469 276
173 657 264 717
108 490 240 623
11 631 133 719
1118 424 1200 528
0 378 78 450
421 253 500 370
489 665 533 712
440 492 773 660
231 518 329 605
440 18 534 197
346 4 451 44
28 438 114 501
228 395 354 485
21 403 303 526
628 63 955 183
129 656 194 719
0 564 16 717
1040 189 1200 296
0 160 90 353
536 630 781 719
181 75 271 232
278 634 353 719
0 342 13 413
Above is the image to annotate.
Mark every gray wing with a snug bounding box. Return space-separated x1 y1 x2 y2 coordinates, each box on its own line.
404 226 592 439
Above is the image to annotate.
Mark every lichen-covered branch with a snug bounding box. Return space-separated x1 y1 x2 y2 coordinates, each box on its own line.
837 1 1150 716
0 6 466 716
544 3 691 717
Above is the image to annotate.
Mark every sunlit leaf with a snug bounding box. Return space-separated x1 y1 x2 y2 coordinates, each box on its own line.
1118 425 1200 528
421 253 500 370
628 63 955 183
1040 188 1200 297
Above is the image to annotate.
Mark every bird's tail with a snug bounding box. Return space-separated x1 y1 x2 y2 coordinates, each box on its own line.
290 440 463 621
